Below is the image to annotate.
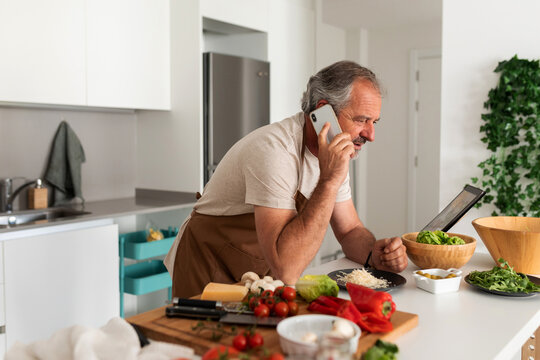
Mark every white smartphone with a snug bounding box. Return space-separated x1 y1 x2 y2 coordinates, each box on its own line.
309 104 342 143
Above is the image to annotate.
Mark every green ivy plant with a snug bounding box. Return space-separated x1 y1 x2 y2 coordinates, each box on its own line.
472 55 540 217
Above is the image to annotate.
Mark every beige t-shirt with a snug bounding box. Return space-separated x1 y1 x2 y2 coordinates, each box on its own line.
164 112 351 273
195 112 351 214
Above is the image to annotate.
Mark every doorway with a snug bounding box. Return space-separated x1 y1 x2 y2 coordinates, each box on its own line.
408 48 441 231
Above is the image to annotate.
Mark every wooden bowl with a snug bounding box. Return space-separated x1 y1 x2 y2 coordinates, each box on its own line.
472 216 540 275
401 232 476 269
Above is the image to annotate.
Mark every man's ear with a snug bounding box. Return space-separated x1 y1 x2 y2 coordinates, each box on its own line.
315 100 329 109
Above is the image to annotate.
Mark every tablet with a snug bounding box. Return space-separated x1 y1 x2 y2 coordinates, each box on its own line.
421 184 486 232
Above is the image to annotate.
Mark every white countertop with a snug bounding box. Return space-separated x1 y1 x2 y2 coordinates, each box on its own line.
304 253 540 360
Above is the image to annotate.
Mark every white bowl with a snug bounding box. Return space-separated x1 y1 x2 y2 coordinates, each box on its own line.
413 268 462 294
276 314 361 356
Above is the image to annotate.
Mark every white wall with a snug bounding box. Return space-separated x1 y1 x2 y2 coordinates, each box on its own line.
0 106 136 204
366 22 441 238
440 0 540 252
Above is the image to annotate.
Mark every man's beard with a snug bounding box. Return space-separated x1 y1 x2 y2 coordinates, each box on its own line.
351 136 369 159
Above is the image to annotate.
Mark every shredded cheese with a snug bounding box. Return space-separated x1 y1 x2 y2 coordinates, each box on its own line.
336 268 389 289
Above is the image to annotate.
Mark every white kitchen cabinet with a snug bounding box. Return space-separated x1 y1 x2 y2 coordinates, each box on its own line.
3 223 119 350
86 0 170 110
0 0 86 106
0 0 170 110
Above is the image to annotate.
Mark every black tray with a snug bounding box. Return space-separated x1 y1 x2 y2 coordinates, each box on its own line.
327 268 406 292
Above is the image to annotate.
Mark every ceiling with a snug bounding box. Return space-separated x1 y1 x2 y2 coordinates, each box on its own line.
322 0 442 30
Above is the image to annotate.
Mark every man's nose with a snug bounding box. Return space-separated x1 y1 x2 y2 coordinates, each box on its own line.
361 122 375 142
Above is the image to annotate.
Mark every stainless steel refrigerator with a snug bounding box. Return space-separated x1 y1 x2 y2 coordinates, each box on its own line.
203 52 270 184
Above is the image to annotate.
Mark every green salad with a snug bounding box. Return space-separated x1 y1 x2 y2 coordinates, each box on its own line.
468 258 540 293
416 230 465 245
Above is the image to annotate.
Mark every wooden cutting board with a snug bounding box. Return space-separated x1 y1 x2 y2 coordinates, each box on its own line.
128 303 418 357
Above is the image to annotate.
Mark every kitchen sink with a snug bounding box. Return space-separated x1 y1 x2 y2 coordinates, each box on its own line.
0 207 91 227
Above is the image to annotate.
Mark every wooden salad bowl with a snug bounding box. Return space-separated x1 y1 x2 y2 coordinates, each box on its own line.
401 232 476 269
472 216 540 275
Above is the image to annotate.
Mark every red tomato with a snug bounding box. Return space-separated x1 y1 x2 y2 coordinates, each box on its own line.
261 289 274 298
266 353 285 360
281 286 297 301
254 304 270 318
232 334 247 351
274 286 284 297
249 296 262 311
287 301 299 316
263 296 276 311
248 332 264 348
202 345 239 360
274 301 289 317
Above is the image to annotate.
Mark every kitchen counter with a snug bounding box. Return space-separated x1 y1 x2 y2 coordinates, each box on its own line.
0 195 196 237
304 252 539 360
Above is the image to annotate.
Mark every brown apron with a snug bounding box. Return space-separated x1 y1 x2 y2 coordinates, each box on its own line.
172 127 309 298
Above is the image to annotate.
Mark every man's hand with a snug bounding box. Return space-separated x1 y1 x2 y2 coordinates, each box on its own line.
318 123 354 188
371 237 408 273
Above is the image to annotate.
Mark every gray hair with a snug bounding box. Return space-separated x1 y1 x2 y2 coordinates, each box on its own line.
301 61 381 116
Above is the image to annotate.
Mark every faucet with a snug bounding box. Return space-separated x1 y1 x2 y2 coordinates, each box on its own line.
0 178 40 213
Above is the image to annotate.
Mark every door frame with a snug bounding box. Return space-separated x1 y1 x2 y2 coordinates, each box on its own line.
407 47 442 232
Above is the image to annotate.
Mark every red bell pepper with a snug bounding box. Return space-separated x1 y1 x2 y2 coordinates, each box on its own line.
307 301 338 316
356 312 393 333
308 296 393 334
346 283 396 320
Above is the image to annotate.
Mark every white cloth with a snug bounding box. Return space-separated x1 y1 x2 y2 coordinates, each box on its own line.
164 112 351 275
5 317 194 360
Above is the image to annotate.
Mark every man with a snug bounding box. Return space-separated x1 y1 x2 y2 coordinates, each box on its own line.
165 60 408 298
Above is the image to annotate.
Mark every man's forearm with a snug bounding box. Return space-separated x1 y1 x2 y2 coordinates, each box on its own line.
339 225 376 265
272 180 340 283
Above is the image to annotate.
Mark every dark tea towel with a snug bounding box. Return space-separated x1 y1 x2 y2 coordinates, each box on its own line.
44 121 86 205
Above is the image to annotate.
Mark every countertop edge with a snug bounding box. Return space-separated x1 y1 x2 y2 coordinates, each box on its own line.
0 196 196 236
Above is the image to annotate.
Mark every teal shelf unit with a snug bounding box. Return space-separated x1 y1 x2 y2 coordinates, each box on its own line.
118 227 178 318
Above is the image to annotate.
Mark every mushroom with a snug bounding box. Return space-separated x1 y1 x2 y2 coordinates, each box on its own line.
250 279 265 294
272 279 285 288
241 271 260 285
330 319 355 339
262 275 274 283
261 282 276 292
301 332 318 343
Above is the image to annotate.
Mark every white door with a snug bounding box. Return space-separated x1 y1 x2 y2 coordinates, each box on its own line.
408 50 441 231
86 0 170 110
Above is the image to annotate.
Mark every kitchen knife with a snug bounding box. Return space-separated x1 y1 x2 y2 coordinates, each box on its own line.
165 305 225 320
165 305 282 326
172 298 253 314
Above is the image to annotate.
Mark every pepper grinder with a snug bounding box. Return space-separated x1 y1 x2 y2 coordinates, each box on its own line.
28 179 48 209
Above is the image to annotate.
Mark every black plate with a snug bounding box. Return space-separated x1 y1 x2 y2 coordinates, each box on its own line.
327 268 407 291
464 273 540 297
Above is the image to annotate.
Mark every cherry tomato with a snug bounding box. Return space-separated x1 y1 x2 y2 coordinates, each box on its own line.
281 286 297 301
266 353 285 360
261 289 274 298
254 304 270 318
274 286 284 298
202 345 239 360
232 334 247 351
263 296 276 311
248 332 264 348
274 301 289 317
287 301 299 316
249 296 262 311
